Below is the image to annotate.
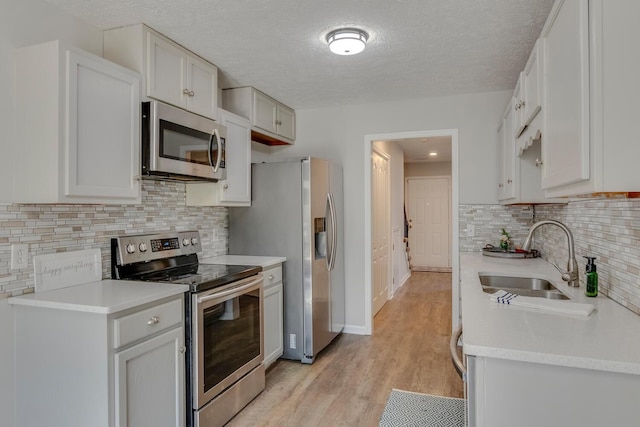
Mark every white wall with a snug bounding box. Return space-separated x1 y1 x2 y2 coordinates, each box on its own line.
0 1 103 424
405 161 452 177
260 90 510 331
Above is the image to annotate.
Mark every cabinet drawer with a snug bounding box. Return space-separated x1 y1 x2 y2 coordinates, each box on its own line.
263 266 282 288
114 298 182 348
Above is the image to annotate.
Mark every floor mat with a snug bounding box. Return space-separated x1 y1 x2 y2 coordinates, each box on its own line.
379 389 466 427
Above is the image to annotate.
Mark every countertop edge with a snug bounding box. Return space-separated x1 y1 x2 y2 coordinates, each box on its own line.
201 255 287 269
8 280 189 314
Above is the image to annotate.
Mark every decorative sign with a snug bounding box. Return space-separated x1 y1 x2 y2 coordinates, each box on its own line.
34 249 102 293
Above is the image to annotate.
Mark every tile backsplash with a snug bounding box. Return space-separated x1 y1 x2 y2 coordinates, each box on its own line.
460 199 640 316
0 180 228 298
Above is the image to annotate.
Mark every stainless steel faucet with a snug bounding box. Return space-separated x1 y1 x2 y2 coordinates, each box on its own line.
521 220 579 287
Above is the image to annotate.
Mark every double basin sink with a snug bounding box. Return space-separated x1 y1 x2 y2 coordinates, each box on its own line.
479 274 569 300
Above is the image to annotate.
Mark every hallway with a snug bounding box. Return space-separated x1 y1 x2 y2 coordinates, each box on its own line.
227 272 463 426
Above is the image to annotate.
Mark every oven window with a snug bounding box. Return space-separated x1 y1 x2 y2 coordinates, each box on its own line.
159 119 216 166
202 290 261 391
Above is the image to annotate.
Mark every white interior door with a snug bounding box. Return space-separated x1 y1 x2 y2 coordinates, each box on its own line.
407 176 451 269
372 150 390 315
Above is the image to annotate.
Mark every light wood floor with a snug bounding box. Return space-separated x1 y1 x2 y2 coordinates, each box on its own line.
226 272 463 427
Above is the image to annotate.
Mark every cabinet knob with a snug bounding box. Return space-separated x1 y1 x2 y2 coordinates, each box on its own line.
179 346 186 354
223 183 229 190
507 179 513 184
268 274 275 281
535 158 544 167
189 90 195 97
498 183 504 188
183 88 190 95
147 316 160 325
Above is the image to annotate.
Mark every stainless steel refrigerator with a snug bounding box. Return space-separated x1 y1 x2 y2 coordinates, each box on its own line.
229 157 345 364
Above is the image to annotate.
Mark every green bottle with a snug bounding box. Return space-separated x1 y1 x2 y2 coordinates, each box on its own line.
584 256 598 297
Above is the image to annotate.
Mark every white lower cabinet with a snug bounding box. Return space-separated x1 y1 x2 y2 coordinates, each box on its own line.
263 264 284 368
467 355 640 427
15 40 141 204
13 295 185 427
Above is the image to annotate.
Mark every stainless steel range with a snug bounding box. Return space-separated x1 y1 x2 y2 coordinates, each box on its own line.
111 231 265 427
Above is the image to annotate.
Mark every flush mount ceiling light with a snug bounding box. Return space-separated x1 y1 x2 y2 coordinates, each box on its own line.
429 152 438 156
326 28 369 55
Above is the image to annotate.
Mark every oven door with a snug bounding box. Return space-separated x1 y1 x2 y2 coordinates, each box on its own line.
192 274 263 409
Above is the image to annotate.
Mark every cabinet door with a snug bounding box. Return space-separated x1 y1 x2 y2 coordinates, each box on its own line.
513 74 526 138
253 90 277 134
499 101 516 201
66 50 141 200
541 0 590 190
115 328 185 427
523 40 542 126
147 32 187 109
496 121 505 200
186 55 218 120
219 110 251 204
276 104 296 141
263 280 283 367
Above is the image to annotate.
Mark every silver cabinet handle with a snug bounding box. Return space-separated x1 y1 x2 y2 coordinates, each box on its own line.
449 325 466 380
179 346 186 354
183 88 190 95
147 316 160 325
535 158 544 167
268 274 274 281
223 183 229 190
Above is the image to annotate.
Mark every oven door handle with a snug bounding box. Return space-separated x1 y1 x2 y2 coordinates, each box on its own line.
197 275 263 304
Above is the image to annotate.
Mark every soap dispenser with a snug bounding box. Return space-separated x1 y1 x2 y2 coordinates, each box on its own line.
584 256 598 297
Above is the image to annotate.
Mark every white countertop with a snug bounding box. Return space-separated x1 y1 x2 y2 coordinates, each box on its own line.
8 280 189 315
461 253 640 375
201 255 286 269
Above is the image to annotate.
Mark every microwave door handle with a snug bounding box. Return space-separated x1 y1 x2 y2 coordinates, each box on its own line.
209 128 222 173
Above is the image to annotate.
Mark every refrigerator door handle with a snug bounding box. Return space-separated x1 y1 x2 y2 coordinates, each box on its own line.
327 192 338 271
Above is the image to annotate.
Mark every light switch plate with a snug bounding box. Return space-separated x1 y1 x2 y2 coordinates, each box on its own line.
466 224 475 237
11 244 29 270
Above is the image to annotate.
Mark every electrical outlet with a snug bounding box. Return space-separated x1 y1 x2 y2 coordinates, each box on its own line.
466 224 475 237
289 333 296 349
11 244 29 270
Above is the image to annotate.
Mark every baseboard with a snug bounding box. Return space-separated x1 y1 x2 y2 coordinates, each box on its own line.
412 266 452 273
342 324 368 335
399 272 411 288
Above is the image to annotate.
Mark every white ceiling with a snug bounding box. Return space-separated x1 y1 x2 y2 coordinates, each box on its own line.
388 136 453 163
42 0 554 110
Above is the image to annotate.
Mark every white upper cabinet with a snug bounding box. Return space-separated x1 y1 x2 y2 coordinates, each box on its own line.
105 24 218 121
522 40 543 128
15 40 141 204
223 86 296 145
498 100 517 202
514 41 544 141
186 109 252 206
540 0 640 197
540 0 590 192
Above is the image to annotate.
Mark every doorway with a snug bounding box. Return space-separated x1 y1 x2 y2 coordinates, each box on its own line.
363 129 460 336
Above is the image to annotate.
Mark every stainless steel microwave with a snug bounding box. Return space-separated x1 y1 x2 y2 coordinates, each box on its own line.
142 100 226 181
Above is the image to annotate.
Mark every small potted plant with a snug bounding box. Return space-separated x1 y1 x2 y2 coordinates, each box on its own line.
499 228 511 251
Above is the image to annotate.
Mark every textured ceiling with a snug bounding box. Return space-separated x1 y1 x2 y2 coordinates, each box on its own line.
42 0 554 110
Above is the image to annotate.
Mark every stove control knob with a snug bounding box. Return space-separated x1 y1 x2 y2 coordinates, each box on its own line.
139 243 147 252
191 237 199 246
126 243 136 254
182 238 190 247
